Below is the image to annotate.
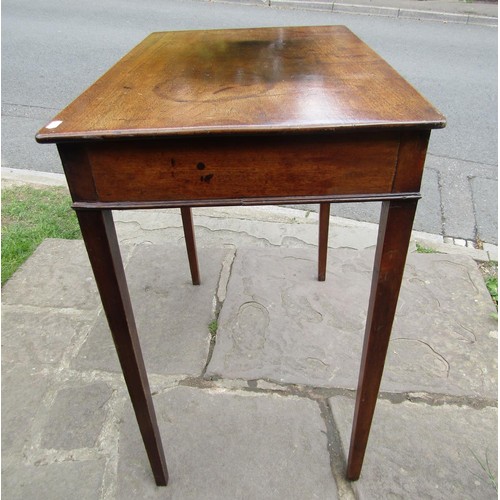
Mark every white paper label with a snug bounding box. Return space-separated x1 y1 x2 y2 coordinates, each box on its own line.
46 120 63 129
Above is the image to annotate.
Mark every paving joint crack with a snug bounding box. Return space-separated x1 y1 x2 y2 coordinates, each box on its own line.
98 391 127 500
177 376 498 410
383 391 498 409
428 152 498 169
317 399 357 500
201 248 237 378
436 168 447 239
467 174 481 245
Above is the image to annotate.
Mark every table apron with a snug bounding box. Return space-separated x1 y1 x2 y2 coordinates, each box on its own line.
62 132 410 204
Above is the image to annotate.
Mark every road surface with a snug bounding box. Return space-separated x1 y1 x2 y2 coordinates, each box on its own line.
2 0 497 243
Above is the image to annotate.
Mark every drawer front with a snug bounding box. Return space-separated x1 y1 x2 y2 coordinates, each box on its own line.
87 133 399 203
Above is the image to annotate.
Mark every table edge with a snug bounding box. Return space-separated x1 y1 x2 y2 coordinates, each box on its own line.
36 120 446 144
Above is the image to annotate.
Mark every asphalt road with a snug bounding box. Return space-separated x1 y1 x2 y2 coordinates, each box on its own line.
2 0 498 243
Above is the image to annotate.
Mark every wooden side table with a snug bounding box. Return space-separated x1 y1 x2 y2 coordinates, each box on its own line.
36 26 445 486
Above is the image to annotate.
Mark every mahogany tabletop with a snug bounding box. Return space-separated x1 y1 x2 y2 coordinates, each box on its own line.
36 25 445 144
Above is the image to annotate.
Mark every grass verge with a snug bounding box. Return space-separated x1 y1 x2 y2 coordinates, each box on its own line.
2 185 81 285
485 275 498 306
478 261 498 302
478 260 498 318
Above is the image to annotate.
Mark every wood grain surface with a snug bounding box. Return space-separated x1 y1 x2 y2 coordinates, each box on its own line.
36 26 445 143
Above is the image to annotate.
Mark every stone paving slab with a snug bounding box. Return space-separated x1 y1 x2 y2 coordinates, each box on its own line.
2 239 100 310
116 386 338 499
387 253 497 397
2 459 106 500
115 205 491 262
330 395 498 499
40 382 114 450
1 364 53 468
207 248 497 397
2 305 94 367
73 245 229 377
113 206 380 252
1 235 497 499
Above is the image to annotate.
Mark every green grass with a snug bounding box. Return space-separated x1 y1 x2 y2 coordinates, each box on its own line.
479 261 498 311
478 261 498 319
484 276 498 321
2 185 81 285
485 276 498 306
208 319 218 338
470 448 497 493
415 242 439 254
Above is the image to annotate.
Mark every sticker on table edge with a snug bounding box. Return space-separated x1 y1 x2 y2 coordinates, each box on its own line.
46 120 63 129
